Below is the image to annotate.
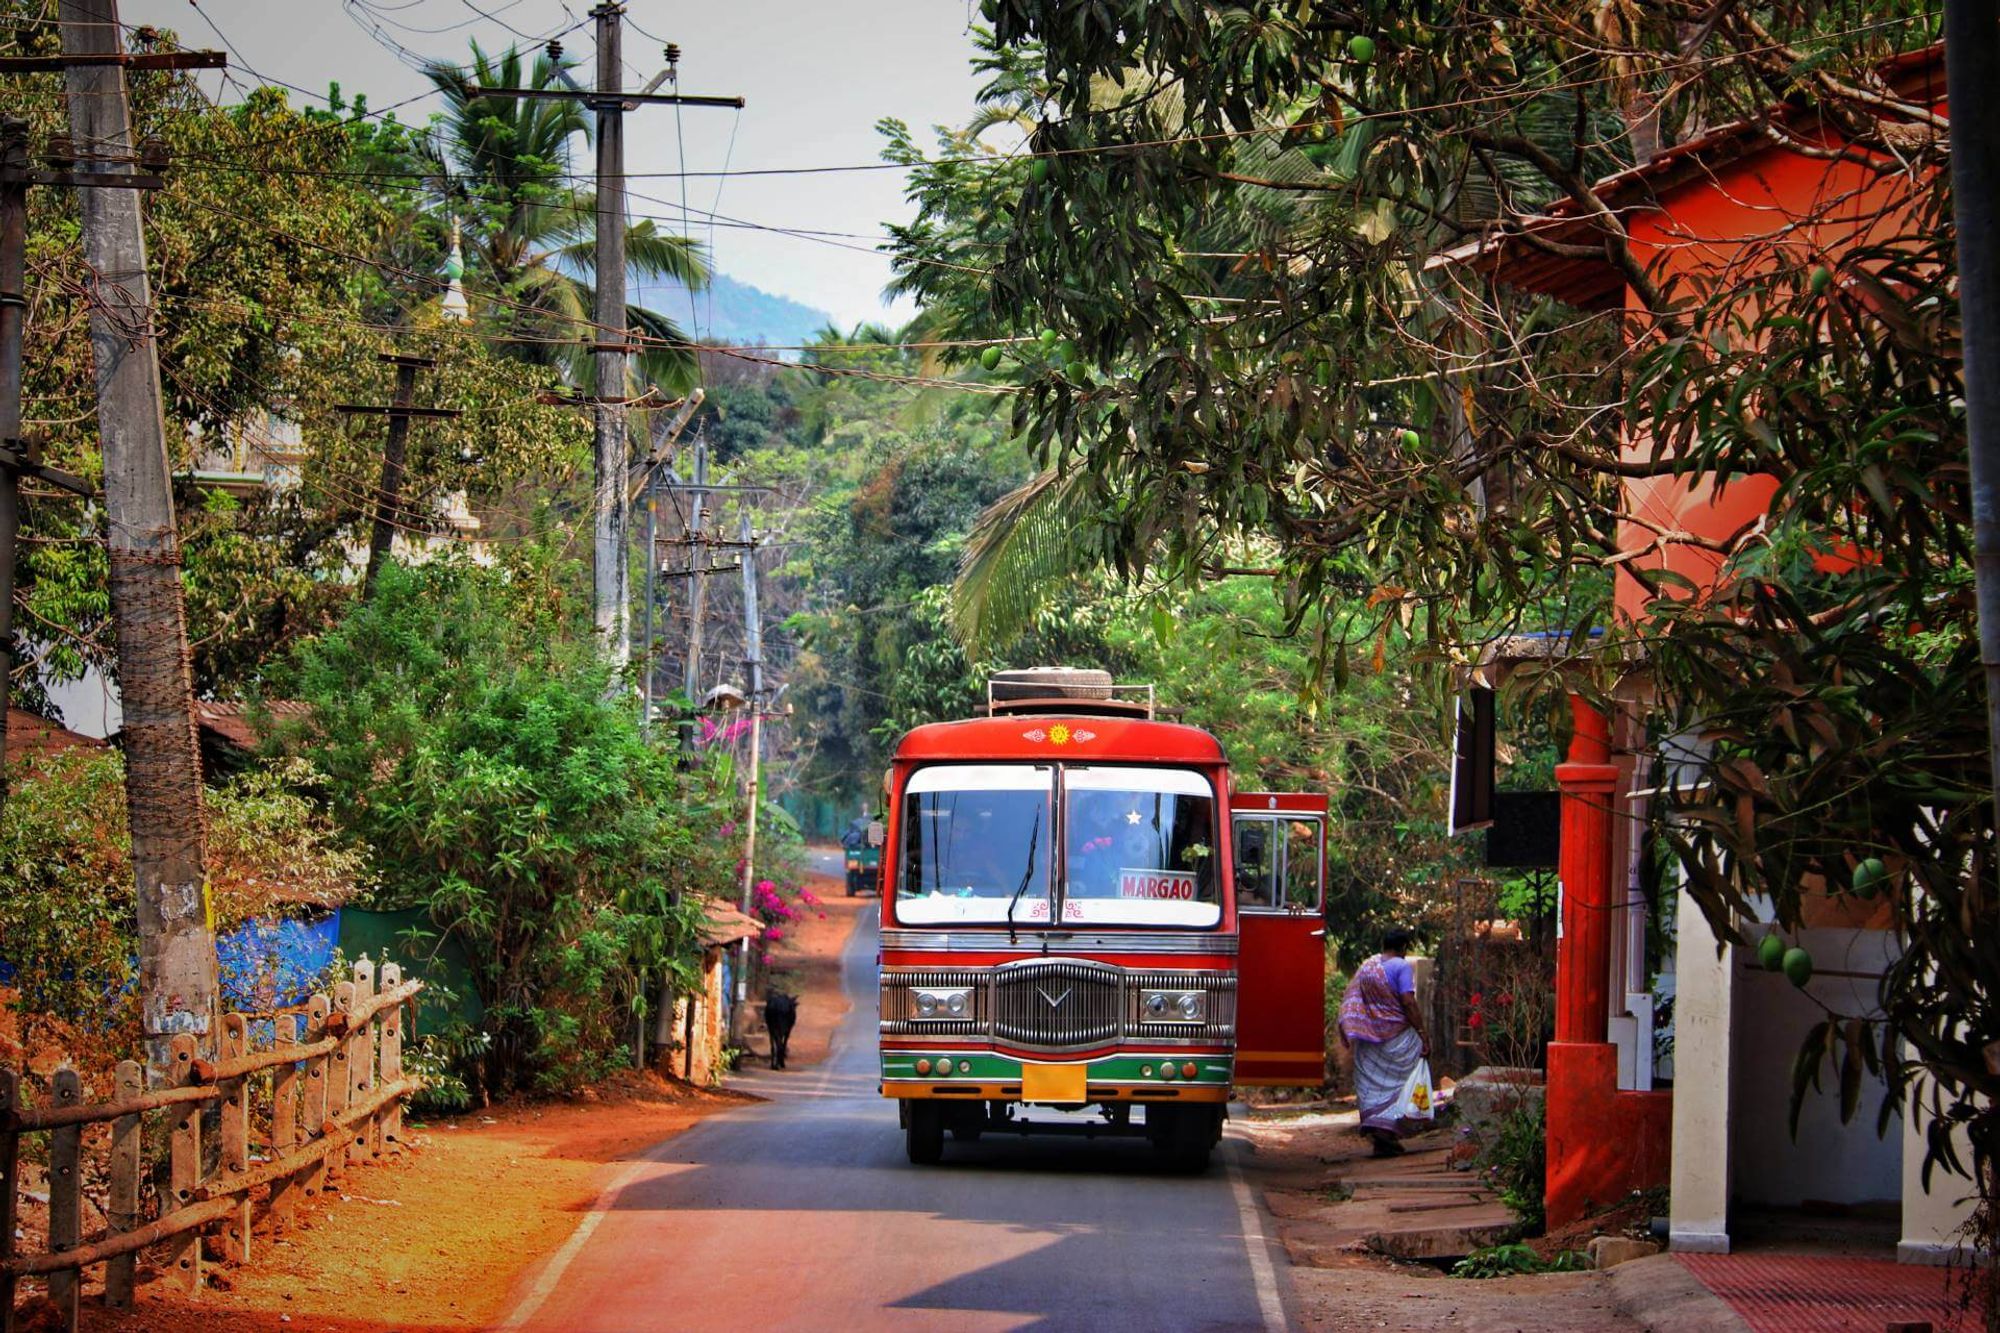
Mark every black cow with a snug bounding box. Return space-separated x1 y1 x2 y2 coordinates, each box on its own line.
765 990 798 1070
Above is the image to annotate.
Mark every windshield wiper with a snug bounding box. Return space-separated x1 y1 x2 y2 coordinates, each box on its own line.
1005 805 1042 947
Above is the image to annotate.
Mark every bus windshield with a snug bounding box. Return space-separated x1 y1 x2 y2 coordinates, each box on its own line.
1061 766 1220 927
896 764 1052 924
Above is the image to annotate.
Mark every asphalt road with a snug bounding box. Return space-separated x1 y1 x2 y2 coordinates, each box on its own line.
503 895 1293 1332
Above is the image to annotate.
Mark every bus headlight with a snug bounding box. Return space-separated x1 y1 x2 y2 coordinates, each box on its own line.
912 989 971 1019
1141 990 1205 1023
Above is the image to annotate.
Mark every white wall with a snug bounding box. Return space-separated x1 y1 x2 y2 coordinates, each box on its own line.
1728 926 1902 1207
1669 884 1733 1252
1899 1070 1983 1264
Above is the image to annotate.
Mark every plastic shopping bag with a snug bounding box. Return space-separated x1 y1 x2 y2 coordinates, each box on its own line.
1397 1059 1436 1121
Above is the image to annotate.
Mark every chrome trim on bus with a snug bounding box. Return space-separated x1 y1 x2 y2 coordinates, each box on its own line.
878 962 1238 1051
880 929 1237 956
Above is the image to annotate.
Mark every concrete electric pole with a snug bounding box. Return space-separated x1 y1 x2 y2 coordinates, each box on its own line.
336 354 461 597
0 121 96 820
60 0 223 1075
590 1 631 667
469 9 740 671
735 510 762 1026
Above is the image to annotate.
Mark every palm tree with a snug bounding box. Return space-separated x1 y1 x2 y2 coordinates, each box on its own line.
422 42 709 392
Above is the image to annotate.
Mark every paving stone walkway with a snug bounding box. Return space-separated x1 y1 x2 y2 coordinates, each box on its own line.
1677 1252 1982 1332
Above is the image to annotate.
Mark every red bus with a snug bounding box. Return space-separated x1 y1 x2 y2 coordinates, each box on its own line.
878 670 1328 1171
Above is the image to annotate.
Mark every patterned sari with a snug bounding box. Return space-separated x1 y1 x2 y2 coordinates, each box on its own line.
1340 955 1422 1133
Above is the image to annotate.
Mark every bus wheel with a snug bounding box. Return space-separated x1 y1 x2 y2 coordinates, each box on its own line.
1150 1105 1213 1174
845 872 858 897
906 1101 945 1165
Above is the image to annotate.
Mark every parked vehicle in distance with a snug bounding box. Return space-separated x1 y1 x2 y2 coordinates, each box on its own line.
842 811 885 896
878 667 1328 1171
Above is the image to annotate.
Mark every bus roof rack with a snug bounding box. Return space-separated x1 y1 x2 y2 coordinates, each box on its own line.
984 668 1156 719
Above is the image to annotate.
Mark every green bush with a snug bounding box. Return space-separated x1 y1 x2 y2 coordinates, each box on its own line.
1478 1098 1549 1233
0 747 363 1060
1450 1243 1587 1279
272 555 735 1097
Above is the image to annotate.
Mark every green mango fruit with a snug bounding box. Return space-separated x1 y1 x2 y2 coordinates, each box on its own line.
1757 933 1786 971
1066 359 1091 382
1348 34 1376 63
1782 947 1814 988
1400 428 1420 449
1852 856 1886 898
1039 328 1060 348
1029 158 1048 185
1810 266 1832 296
980 345 1003 370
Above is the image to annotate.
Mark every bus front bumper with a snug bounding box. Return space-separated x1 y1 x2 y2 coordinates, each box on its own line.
881 1051 1232 1103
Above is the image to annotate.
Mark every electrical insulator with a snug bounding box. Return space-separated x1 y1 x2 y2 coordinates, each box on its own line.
664 43 681 66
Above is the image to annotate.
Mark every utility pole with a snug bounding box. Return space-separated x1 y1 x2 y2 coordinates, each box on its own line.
1948 0 2000 843
590 1 631 668
0 119 95 821
0 122 23 813
337 354 461 596
470 16 739 671
734 509 762 1031
682 435 710 701
59 0 225 1075
628 389 702 734
640 469 658 734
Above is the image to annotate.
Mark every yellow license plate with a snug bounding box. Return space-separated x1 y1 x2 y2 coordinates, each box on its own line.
1020 1062 1087 1102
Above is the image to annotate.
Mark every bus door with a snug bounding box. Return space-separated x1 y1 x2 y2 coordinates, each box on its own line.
1231 793 1329 1085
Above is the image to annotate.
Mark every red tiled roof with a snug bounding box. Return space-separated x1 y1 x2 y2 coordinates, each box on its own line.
6 707 104 759
1425 44 1946 306
193 700 312 750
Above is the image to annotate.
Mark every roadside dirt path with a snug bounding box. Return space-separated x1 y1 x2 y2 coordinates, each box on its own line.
50 872 868 1333
1235 1105 1645 1331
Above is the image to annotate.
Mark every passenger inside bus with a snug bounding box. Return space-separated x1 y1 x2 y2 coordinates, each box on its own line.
1062 771 1217 921
896 764 1051 923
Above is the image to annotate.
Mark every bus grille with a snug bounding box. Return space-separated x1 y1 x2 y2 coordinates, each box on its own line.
992 960 1122 1051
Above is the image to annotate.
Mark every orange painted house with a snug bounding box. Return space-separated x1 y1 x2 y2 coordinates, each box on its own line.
1437 49 1953 1246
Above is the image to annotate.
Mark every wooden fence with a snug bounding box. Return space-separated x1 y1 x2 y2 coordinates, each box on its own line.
0 960 424 1332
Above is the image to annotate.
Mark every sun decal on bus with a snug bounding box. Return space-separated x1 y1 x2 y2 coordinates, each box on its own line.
1021 725 1096 745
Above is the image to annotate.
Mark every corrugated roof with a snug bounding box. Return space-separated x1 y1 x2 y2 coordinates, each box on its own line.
696 896 763 948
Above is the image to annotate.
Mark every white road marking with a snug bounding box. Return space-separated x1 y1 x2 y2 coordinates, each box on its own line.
1225 1134 1288 1331
500 904 873 1330
497 1148 650 1330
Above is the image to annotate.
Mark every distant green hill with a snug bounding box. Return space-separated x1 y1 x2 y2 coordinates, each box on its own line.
631 271 834 354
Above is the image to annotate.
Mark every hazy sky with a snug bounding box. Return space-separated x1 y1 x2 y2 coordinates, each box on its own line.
121 0 994 331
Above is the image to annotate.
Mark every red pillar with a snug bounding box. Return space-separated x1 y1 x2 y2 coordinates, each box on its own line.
1554 696 1618 1044
1545 694 1672 1229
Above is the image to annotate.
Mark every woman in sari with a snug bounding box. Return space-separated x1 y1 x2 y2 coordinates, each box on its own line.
1338 927 1430 1156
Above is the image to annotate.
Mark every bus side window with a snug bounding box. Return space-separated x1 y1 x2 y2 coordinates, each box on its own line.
1284 819 1324 910
1233 817 1278 909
